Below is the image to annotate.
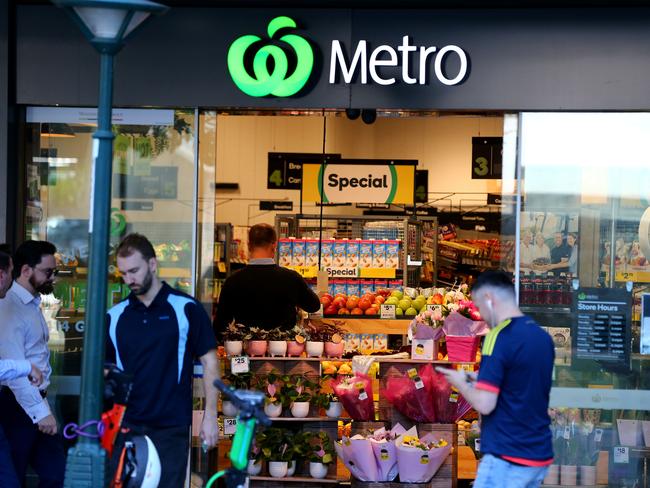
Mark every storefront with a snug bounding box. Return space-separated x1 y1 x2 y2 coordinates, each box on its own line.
3 3 650 487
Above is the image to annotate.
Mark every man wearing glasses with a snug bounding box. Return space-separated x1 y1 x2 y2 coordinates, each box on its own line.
0 240 65 487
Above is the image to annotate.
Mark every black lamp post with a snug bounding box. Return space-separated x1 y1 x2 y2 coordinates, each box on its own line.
50 1 167 486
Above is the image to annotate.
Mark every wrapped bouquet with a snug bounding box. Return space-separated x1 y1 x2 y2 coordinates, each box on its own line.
382 364 437 422
331 372 374 421
395 427 452 483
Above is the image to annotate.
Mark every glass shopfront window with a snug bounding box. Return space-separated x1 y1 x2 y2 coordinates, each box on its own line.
512 113 650 486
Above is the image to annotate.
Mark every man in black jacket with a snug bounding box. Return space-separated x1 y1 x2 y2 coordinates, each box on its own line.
216 224 320 334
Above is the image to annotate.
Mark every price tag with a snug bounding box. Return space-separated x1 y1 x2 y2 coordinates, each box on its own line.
614 446 629 464
358 391 368 401
223 417 238 435
457 432 466 446
426 304 441 313
381 304 396 319
475 439 481 452
563 426 571 440
230 356 250 374
594 429 603 443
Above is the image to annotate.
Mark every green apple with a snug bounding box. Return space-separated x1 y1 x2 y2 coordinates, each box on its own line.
390 290 404 300
405 307 418 316
385 296 400 306
395 307 404 316
398 298 412 311
412 297 426 311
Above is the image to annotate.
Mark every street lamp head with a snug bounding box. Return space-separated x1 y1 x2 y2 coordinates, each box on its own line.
52 0 168 53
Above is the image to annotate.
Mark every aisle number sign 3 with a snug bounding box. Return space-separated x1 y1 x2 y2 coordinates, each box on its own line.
302 163 415 205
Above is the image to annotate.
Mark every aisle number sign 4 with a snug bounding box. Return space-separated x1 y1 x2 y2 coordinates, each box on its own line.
302 163 415 205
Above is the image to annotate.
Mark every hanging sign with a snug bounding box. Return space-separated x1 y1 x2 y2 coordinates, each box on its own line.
302 160 416 204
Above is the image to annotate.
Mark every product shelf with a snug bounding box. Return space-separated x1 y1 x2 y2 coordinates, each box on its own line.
250 475 341 484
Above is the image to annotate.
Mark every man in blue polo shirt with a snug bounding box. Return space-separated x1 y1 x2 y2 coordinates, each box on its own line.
106 234 220 488
437 270 554 487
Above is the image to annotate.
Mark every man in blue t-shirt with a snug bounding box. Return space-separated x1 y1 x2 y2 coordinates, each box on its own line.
437 270 554 488
106 234 219 488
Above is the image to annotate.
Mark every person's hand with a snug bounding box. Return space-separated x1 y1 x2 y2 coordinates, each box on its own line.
28 363 43 386
200 412 219 449
37 415 58 435
435 366 472 389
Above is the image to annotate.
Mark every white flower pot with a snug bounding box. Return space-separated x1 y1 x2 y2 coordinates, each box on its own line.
268 340 287 357
309 461 329 479
543 464 559 485
560 465 577 486
247 459 262 476
264 402 282 418
222 400 239 417
290 401 310 418
306 341 324 357
325 401 342 418
268 461 288 478
287 460 297 477
224 340 243 356
579 465 596 485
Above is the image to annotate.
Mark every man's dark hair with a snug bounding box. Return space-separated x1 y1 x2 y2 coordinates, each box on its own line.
0 251 11 272
248 224 277 249
0 243 11 254
116 233 156 261
473 270 515 296
13 240 57 278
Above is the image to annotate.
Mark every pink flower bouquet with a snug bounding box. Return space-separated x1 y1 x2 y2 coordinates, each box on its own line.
395 428 452 483
332 372 374 421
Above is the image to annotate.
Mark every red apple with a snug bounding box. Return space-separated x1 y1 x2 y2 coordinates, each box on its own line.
338 308 350 315
351 307 364 315
374 295 386 305
324 305 338 315
332 296 347 309
358 297 372 310
335 293 347 301
346 296 360 310
321 295 333 308
365 306 379 316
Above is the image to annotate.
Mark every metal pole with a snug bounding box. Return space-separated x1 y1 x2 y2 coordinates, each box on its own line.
64 51 114 487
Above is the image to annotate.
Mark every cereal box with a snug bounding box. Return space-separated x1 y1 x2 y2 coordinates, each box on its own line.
372 240 387 268
360 334 375 352
291 239 306 267
386 240 400 269
278 238 293 267
305 239 320 267
374 334 388 351
360 280 374 296
333 280 347 297
328 281 336 296
346 239 361 268
344 334 361 352
374 280 388 292
390 280 403 292
321 239 334 267
346 279 360 297
359 240 373 268
333 240 347 268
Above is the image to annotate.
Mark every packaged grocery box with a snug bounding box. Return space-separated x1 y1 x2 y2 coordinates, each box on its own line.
333 239 347 268
333 280 347 297
305 239 320 267
359 240 373 268
374 280 388 292
372 240 386 268
292 239 306 267
346 239 361 268
346 279 360 297
374 334 388 351
321 239 334 267
386 239 400 269
360 334 375 352
278 238 293 267
344 334 361 352
360 280 374 296
390 279 403 292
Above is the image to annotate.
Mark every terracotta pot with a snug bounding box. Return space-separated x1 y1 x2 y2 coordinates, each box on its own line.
560 465 577 486
224 340 243 356
325 401 342 418
543 464 559 485
268 461 288 478
222 400 238 417
264 402 282 418
246 340 267 357
286 341 305 357
268 340 287 357
324 341 344 358
290 401 310 418
247 460 262 476
309 462 328 479
306 341 324 357
579 465 596 485
287 460 297 477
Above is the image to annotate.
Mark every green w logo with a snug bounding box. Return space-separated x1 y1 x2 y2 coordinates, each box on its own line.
227 16 314 97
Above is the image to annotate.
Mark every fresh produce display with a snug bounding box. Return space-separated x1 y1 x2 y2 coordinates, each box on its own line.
321 288 429 317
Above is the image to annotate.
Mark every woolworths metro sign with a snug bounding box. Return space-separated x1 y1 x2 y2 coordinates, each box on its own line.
227 16 469 97
302 162 416 205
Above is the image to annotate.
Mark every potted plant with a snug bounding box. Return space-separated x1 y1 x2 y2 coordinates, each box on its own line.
223 321 245 356
286 324 307 357
289 431 315 476
258 427 293 478
320 321 347 358
244 327 268 357
281 374 314 418
307 431 335 479
247 433 263 476
267 328 288 357
222 372 251 417
304 322 326 357
315 392 342 418
256 372 283 418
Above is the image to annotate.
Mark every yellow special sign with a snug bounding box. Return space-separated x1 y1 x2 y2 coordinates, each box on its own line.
302 163 415 204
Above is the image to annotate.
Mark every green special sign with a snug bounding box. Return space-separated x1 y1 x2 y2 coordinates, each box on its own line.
227 16 314 97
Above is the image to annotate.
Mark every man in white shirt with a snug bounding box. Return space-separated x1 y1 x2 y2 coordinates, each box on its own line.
0 241 65 488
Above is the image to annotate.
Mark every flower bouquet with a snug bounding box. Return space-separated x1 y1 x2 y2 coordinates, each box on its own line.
442 305 488 362
431 368 473 422
331 372 374 421
382 363 437 422
395 427 452 483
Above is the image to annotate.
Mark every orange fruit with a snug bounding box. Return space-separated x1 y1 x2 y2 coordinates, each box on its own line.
331 333 343 344
294 335 306 344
